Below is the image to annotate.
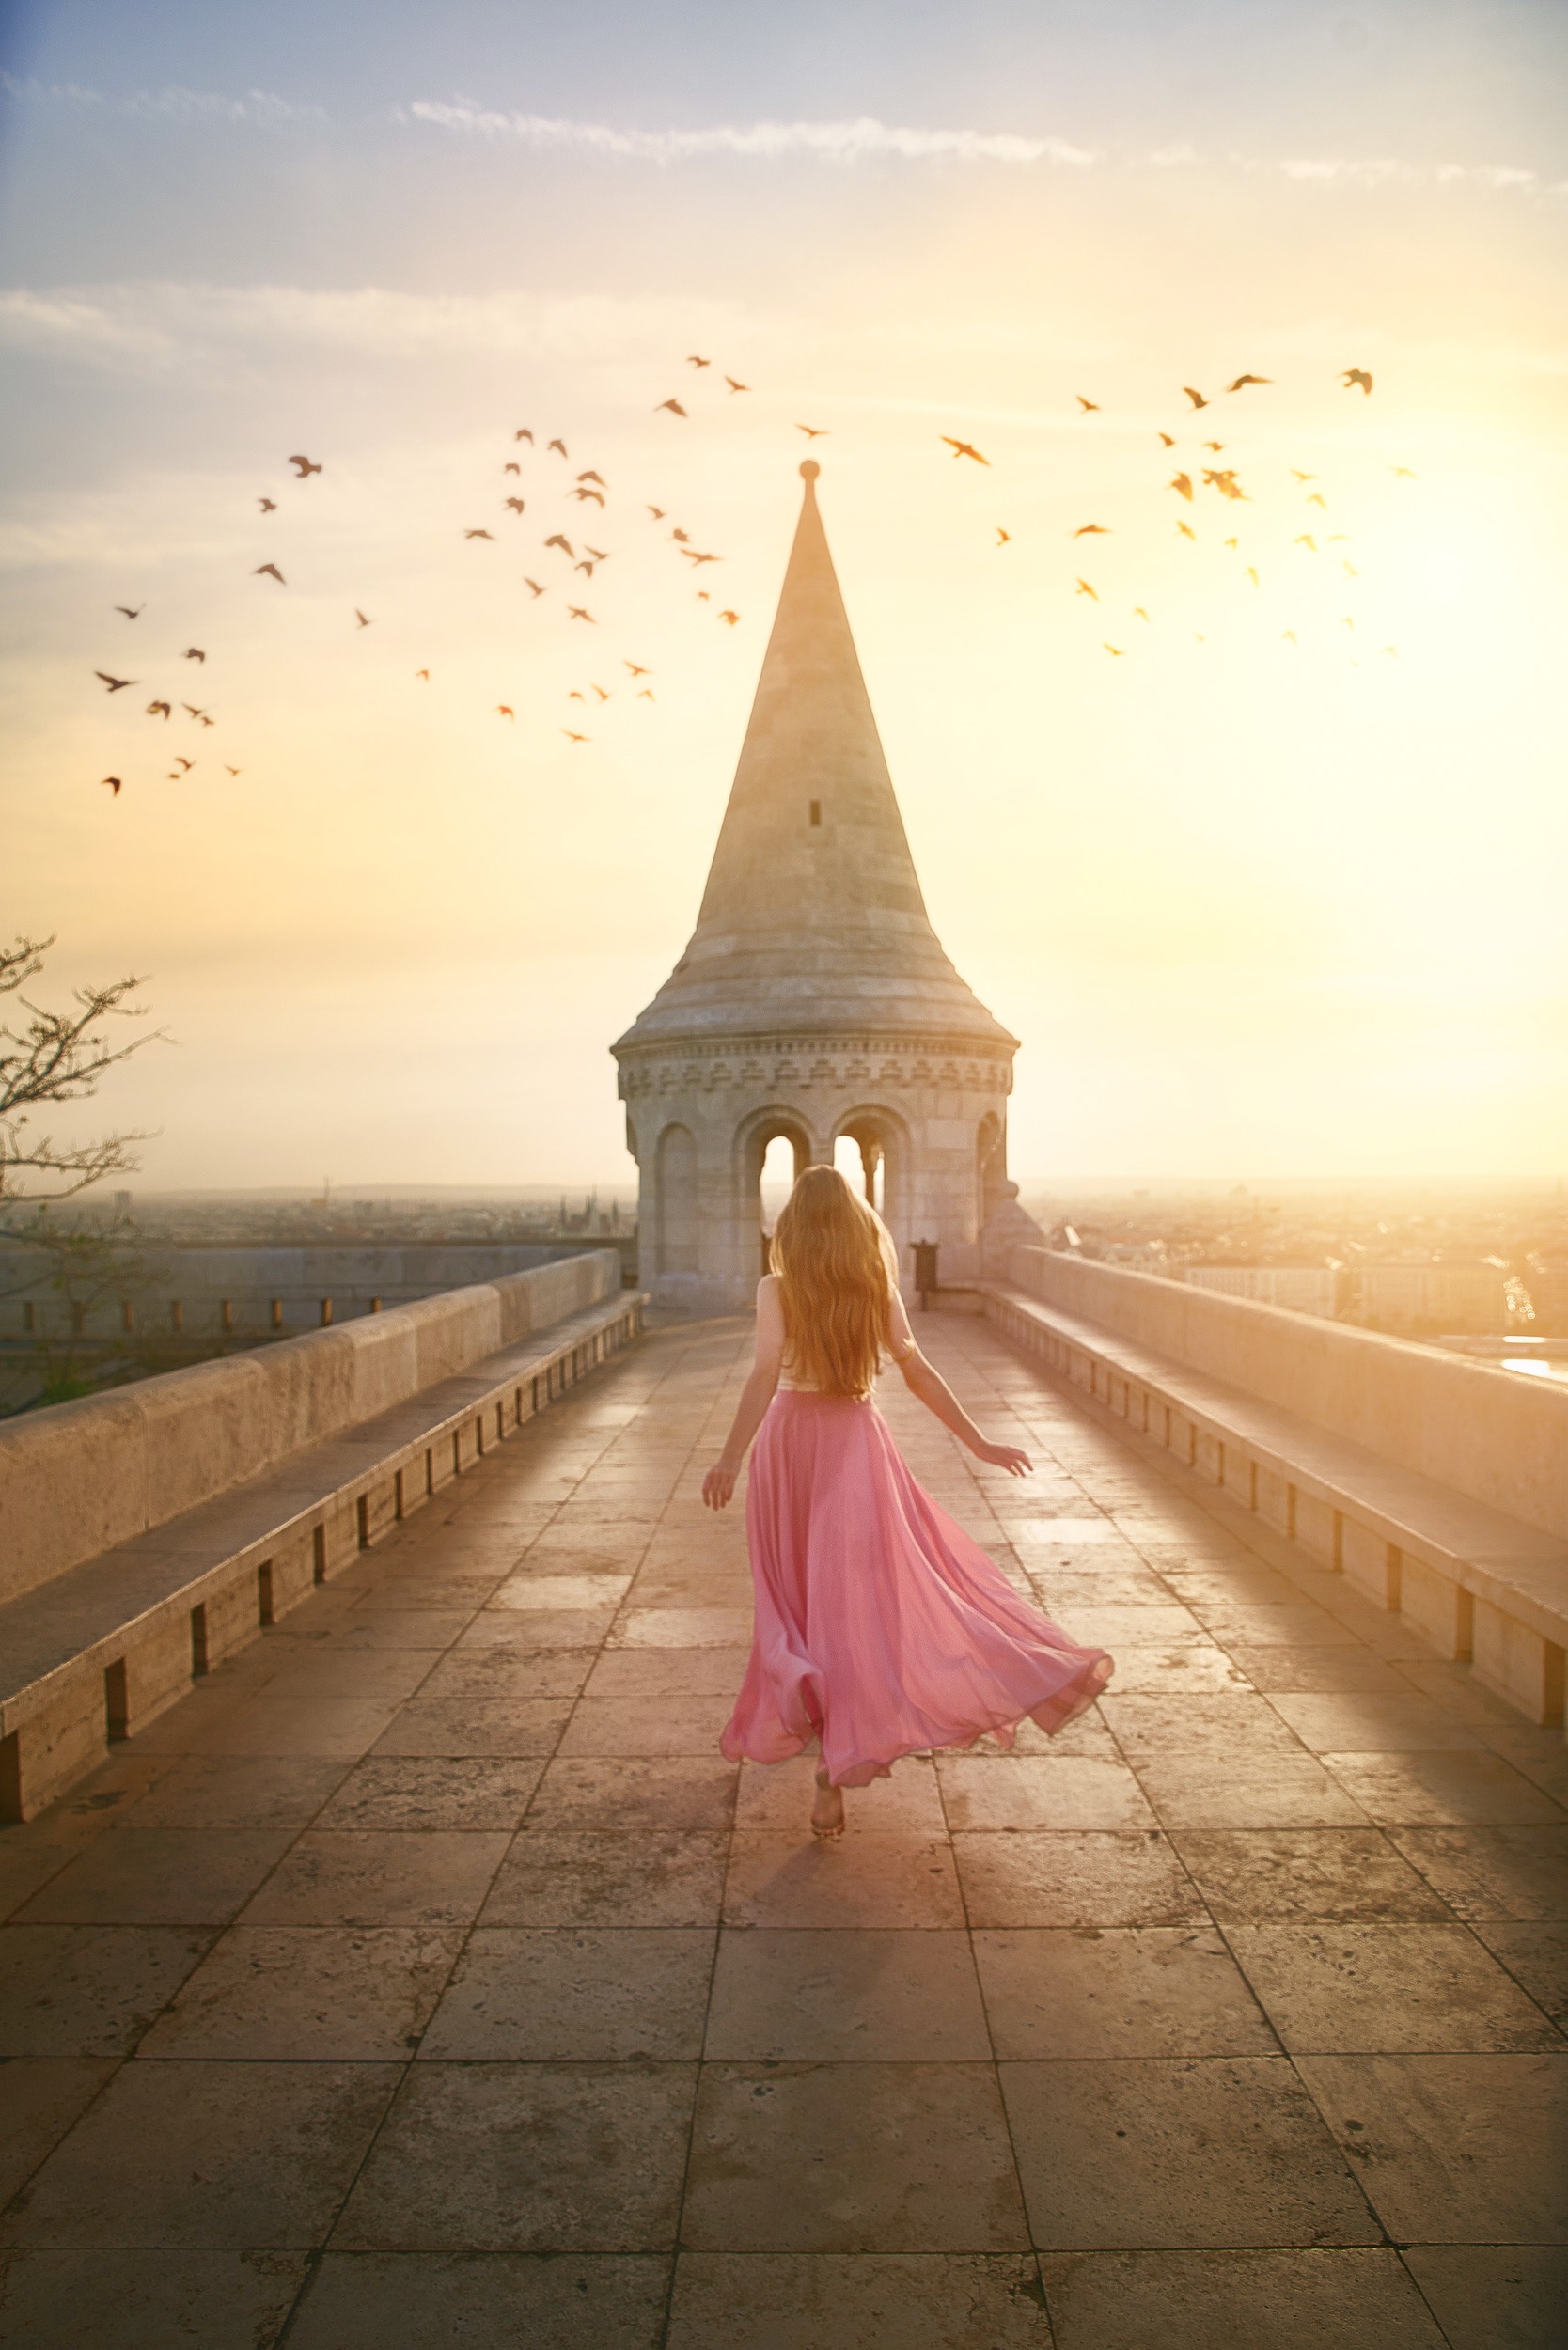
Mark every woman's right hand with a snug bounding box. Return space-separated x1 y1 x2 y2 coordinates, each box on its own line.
972 1439 1032 1478
702 1462 738 1511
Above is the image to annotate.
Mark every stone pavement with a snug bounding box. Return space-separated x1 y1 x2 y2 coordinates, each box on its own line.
0 1314 1564 2349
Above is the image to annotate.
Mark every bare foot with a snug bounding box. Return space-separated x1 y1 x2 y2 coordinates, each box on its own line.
811 1766 844 1839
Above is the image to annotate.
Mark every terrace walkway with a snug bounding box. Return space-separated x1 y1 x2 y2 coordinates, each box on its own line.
0 1315 1563 2349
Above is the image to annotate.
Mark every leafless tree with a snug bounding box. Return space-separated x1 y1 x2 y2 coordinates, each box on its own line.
0 934 164 1205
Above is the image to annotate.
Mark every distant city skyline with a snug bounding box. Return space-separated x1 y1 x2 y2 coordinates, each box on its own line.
4 0 1565 1188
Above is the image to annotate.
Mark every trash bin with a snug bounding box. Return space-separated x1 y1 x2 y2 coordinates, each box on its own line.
912 1239 939 1310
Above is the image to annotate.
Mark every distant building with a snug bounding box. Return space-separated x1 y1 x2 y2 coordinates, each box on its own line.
1184 1263 1343 1319
1356 1260 1509 1333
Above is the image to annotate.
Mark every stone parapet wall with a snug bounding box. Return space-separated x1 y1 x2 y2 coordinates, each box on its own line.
0 1241 590 1341
0 1251 620 1606
1008 1247 1568 1543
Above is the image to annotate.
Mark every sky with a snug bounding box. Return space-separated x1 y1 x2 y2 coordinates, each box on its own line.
3 0 1565 1191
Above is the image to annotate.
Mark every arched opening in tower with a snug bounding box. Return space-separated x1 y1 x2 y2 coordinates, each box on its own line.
834 1132 885 1216
751 1122 812 1278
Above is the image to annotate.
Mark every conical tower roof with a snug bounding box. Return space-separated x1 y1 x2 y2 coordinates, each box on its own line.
615 462 1014 1053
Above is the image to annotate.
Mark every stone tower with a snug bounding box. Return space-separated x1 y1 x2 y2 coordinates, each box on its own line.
613 461 1033 1311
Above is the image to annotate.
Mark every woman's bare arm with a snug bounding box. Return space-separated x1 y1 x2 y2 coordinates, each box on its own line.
702 1277 786 1510
891 1295 1031 1476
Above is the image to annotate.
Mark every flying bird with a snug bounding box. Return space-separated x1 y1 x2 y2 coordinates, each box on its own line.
942 437 989 464
516 428 534 443
1341 616 1356 629
504 462 521 476
496 705 514 720
1201 441 1225 452
687 354 711 368
146 699 170 718
1391 465 1418 478
183 647 205 662
647 505 666 520
584 545 610 562
255 563 285 583
181 702 209 718
548 439 568 457
637 688 654 699
1381 645 1399 656
1341 368 1373 394
655 399 688 417
1306 493 1327 510
355 609 371 627
505 497 526 513
100 776 122 795
95 671 134 692
1157 431 1176 446
1182 386 1209 408
578 471 605 486
624 661 651 677
415 668 429 681
671 527 689 542
224 764 242 775
1073 523 1110 537
172 756 194 772
1075 395 1100 412
1226 374 1272 392
1282 631 1298 645
1223 536 1239 549
682 548 721 566
524 578 545 597
544 534 574 556
568 690 585 703
1291 470 1318 482
1295 535 1318 551
1176 521 1196 540
574 560 596 576
1103 643 1125 656
567 605 596 622
794 423 829 438
996 527 1011 545
258 496 276 512
562 729 588 743
1074 579 1098 601
696 590 711 602
1169 473 1193 500
464 528 495 540
571 486 605 505
1342 560 1360 576
114 603 144 619
590 683 611 701
1133 607 1150 621
719 609 740 625
1246 567 1260 586
288 454 321 477
726 376 748 393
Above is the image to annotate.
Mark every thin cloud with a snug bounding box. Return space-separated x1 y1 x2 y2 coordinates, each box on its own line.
400 104 1096 168
0 73 326 127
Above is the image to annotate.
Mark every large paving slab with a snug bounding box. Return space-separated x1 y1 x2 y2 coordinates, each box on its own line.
0 1313 1563 2347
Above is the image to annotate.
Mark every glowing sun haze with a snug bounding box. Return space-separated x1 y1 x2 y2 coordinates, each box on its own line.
3 0 1565 1189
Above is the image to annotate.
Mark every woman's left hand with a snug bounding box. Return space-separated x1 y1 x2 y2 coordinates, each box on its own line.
702 1463 738 1510
973 1440 1032 1478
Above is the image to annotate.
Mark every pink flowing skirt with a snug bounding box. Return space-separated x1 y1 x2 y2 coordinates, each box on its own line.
721 1391 1114 1789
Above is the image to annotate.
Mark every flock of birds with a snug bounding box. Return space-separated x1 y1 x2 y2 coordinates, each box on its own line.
939 367 1409 661
87 357 1410 795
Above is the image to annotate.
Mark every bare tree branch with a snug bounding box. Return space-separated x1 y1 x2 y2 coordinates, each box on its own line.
0 936 166 1203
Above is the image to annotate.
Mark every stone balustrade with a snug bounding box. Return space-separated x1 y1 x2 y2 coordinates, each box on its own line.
987 1248 1568 1736
0 1251 643 1820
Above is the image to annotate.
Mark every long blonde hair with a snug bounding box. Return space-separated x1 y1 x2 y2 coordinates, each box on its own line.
769 1163 898 1397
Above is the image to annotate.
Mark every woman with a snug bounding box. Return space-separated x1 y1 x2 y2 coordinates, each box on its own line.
703 1164 1113 1837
